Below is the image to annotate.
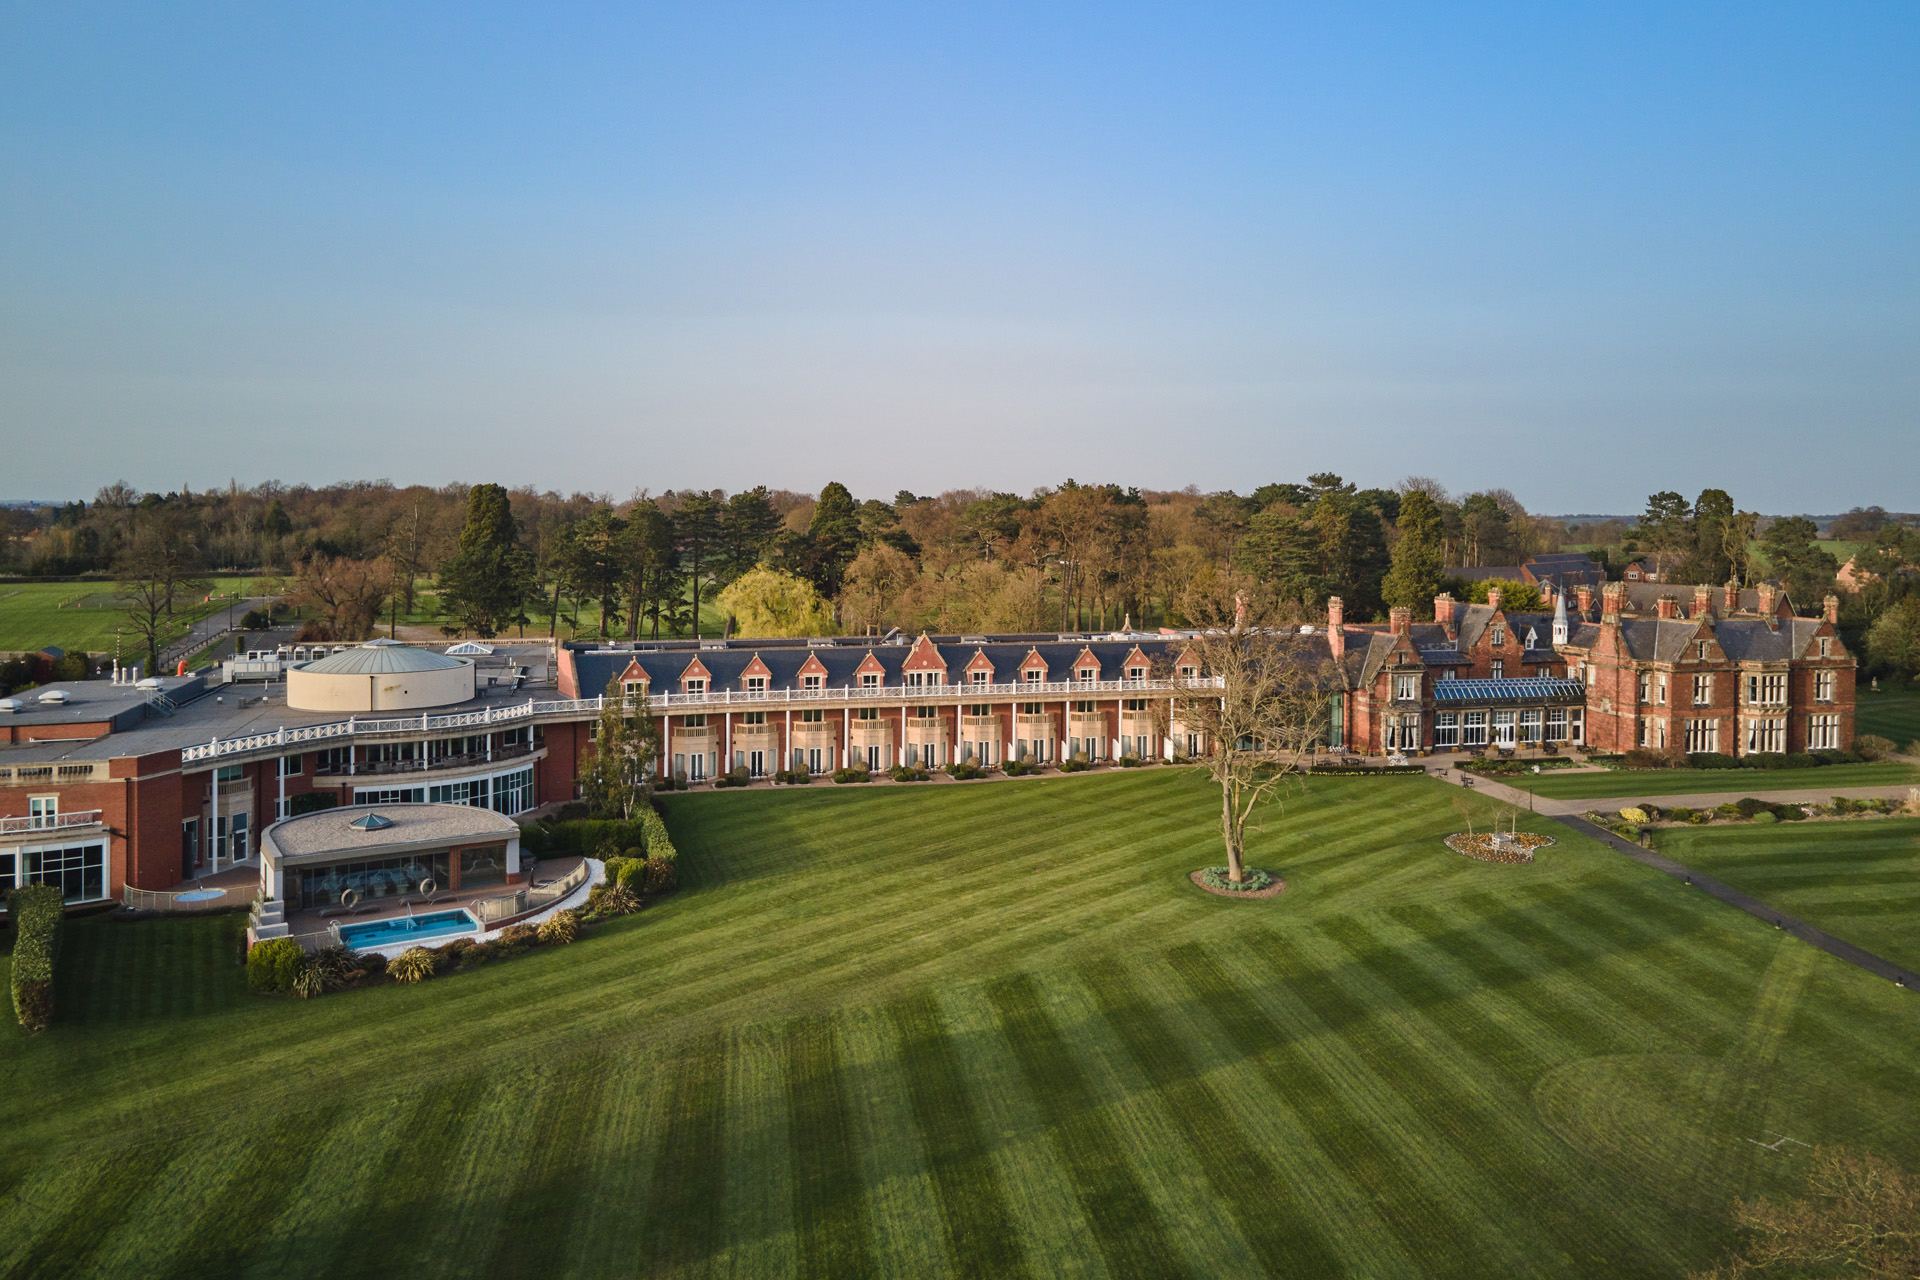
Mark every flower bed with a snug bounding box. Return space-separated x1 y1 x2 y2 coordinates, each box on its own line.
1443 832 1555 864
1189 866 1287 898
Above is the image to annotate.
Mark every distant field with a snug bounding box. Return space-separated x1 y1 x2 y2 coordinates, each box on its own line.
1857 689 1920 750
2 771 1918 1277
0 576 264 656
1526 761 1920 800
1659 817 1920 972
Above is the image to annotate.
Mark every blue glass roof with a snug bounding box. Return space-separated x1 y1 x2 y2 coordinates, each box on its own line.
1432 677 1586 703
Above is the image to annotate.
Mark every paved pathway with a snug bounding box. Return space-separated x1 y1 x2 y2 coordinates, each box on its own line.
1425 765 1918 818
1429 766 1918 993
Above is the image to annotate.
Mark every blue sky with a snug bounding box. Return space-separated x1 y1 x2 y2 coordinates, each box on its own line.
3 2 1915 511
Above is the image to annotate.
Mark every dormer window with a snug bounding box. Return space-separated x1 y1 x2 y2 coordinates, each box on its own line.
622 680 646 701
802 675 821 690
1077 668 1097 684
1024 670 1042 684
745 676 767 693
1177 665 1196 679
861 673 879 688
1128 666 1147 681
684 678 706 695
970 670 989 685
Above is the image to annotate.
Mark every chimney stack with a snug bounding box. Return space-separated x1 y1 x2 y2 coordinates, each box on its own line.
1724 581 1739 612
1487 587 1503 613
1757 582 1779 616
1390 606 1412 636
1602 582 1625 623
1693 585 1712 618
1657 595 1678 620
1326 597 1345 659
1434 592 1454 632
1576 583 1594 615
1824 594 1840 625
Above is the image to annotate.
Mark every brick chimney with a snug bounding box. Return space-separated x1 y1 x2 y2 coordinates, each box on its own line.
1724 581 1739 612
1825 593 1840 624
1487 587 1503 614
1602 582 1625 622
1692 585 1711 617
1434 592 1454 634
1576 583 1594 615
1757 582 1779 616
1390 606 1412 637
1326 596 1345 659
1657 595 1677 619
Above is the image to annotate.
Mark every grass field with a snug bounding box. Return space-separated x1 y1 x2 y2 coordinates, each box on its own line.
1526 761 1920 800
0 576 263 656
2 770 1917 1278
1658 817 1920 973
1858 688 1920 749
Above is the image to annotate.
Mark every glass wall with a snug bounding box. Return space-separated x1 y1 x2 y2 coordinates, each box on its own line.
1 843 107 904
294 852 450 909
459 843 510 889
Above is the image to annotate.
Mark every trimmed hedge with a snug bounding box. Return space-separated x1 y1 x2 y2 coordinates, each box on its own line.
247 936 306 995
524 804 678 864
8 884 63 1032
1309 764 1425 776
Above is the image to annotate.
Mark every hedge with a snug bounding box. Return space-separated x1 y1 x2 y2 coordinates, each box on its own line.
525 806 677 863
8 884 64 1032
1309 764 1426 776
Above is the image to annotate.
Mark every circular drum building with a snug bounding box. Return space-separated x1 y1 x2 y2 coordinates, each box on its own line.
287 639 475 713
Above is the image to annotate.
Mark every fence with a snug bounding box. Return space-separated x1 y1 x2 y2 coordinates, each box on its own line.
123 882 260 913
469 859 592 926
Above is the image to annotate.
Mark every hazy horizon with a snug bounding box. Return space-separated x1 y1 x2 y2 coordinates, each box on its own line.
4 4 1915 510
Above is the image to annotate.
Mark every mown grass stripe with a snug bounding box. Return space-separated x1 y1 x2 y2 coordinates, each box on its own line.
640 1041 730 1279
2 1138 180 1280
983 973 1192 1280
885 995 1030 1280
1075 959 1344 1278
148 1104 341 1279
1169 941 1485 1279
783 1017 875 1280
482 1058 616 1278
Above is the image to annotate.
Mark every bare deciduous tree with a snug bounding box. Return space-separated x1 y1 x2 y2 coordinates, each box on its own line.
1692 1146 1920 1280
1157 602 1338 883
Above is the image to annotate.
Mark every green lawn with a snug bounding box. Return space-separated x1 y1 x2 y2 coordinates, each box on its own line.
1527 761 1920 800
1857 688 1920 751
1658 817 1920 973
0 575 265 656
2 771 1917 1278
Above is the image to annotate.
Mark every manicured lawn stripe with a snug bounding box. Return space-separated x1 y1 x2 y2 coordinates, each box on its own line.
783 1017 876 1280
885 995 1031 1280
1075 959 1346 1277
1170 940 1486 1279
1527 762 1920 799
984 973 1192 1280
641 1043 730 1279
1 1138 181 1279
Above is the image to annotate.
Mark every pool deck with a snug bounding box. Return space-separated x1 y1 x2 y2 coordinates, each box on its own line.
287 855 593 954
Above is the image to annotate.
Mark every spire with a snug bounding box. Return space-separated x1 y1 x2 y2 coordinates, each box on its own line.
1552 587 1569 645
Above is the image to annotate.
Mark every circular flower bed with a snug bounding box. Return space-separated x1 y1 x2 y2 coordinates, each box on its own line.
1444 832 1555 864
1190 866 1288 898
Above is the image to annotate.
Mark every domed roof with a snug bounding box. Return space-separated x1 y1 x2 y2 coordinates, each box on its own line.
300 639 468 676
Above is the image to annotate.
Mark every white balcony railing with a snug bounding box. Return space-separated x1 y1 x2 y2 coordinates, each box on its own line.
176 679 1217 766
0 810 104 837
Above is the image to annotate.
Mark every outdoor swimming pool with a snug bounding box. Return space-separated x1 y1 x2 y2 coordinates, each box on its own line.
336 909 479 948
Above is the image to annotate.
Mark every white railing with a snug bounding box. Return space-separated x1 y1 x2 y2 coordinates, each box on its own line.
176 680 1215 766
123 881 260 913
469 859 592 926
0 810 103 836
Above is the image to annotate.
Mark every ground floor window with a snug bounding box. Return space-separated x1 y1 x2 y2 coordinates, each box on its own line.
492 767 535 815
0 843 107 903
1518 709 1543 742
459 843 509 889
1328 691 1345 749
1434 712 1459 748
1746 717 1785 755
1808 714 1840 751
429 777 490 808
294 852 449 909
1384 714 1420 751
1545 708 1568 741
354 786 426 806
1684 717 1718 754
1461 711 1488 746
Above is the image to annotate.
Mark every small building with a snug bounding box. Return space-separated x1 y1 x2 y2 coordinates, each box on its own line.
260 802 522 910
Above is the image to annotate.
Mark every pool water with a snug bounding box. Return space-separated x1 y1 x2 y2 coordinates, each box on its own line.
337 909 478 948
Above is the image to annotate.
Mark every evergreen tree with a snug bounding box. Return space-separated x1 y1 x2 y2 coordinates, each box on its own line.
674 492 722 639
1759 516 1840 611
1382 489 1445 609
438 484 535 638
721 486 782 582
805 481 863 596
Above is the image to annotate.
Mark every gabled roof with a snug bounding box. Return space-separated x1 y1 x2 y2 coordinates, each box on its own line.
616 659 648 684
901 636 947 672
796 652 830 680
678 655 713 684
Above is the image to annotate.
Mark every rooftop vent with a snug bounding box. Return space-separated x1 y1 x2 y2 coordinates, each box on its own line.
0 698 19 713
36 690 70 704
347 813 395 831
135 677 163 690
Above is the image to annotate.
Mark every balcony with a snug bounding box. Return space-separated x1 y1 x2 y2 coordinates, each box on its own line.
0 810 104 838
312 742 537 778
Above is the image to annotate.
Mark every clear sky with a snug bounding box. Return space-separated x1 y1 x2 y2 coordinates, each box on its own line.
3 2 1915 512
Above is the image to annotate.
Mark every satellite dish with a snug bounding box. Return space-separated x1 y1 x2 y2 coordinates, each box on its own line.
341 889 361 909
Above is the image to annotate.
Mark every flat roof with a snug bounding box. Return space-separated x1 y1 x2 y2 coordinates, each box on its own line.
267 803 518 860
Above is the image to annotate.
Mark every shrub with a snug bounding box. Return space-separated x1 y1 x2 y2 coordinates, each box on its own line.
643 856 676 895
1785 752 1821 769
615 859 648 895
8 885 63 1031
1688 752 1742 771
636 805 678 863
436 937 476 971
1198 866 1275 892
1751 811 1778 825
1666 806 1694 823
1747 753 1793 771
1622 748 1670 770
1117 756 1142 768
1002 759 1041 777
246 936 306 995
889 764 932 782
774 768 812 785
945 760 985 780
1618 807 1650 825
292 960 326 1000
719 766 751 788
597 884 642 917
1733 798 1775 819
1778 804 1808 821
497 923 539 951
1686 809 1710 825
832 766 872 783
1617 825 1640 841
538 909 583 945
360 952 389 978
455 941 497 970
1855 734 1897 761
389 947 437 983
1060 759 1092 773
